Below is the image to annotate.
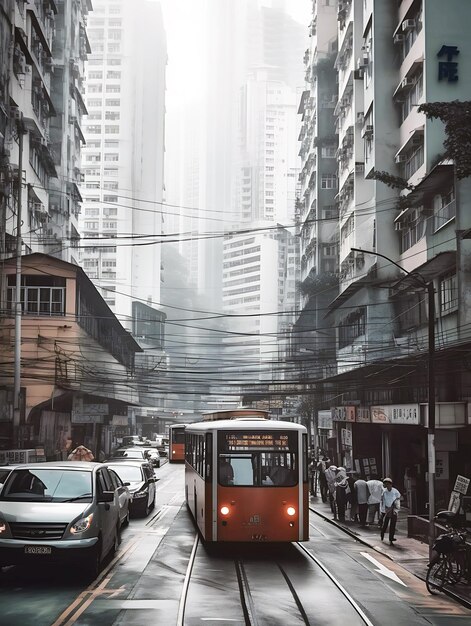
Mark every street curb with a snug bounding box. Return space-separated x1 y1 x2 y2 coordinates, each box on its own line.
310 505 471 611
309 505 395 562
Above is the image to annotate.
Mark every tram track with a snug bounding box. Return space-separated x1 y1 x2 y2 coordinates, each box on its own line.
177 532 373 626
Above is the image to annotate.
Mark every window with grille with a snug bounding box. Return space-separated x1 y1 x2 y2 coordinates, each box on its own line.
7 276 66 316
440 273 458 313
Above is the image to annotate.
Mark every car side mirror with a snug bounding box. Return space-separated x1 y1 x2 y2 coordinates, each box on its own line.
98 491 114 503
124 482 131 486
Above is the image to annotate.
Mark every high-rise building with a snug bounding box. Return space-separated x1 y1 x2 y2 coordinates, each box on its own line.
293 0 471 496
79 0 166 329
1 0 90 264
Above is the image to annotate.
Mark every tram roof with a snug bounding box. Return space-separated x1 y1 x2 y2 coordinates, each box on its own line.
185 419 306 433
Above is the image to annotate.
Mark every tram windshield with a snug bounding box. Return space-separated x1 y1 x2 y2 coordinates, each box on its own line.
171 427 186 444
218 430 298 487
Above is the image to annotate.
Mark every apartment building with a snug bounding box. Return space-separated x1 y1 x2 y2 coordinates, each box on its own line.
79 0 166 328
293 0 471 505
0 0 90 264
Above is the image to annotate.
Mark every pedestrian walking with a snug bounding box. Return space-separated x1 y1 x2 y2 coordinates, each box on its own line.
308 456 316 497
347 471 358 522
366 475 383 526
317 457 329 503
380 477 401 545
325 464 338 518
354 475 369 527
334 467 350 523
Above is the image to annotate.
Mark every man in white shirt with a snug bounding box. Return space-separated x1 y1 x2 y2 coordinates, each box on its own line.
380 477 401 545
366 476 383 525
354 476 369 527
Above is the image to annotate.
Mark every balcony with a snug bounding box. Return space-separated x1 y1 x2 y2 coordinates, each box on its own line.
433 199 456 232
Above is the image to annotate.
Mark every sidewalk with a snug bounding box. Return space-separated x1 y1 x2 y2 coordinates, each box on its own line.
310 495 471 609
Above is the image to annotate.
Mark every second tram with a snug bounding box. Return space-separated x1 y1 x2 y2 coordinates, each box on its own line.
185 416 308 542
169 424 187 462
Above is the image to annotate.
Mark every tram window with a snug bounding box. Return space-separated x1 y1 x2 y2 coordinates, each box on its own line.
302 434 308 484
173 429 185 444
218 453 297 487
205 433 212 481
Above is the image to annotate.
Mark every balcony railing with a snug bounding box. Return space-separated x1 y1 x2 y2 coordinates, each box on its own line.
433 199 456 232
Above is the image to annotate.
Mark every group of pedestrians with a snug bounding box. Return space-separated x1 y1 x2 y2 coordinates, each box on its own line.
315 458 401 545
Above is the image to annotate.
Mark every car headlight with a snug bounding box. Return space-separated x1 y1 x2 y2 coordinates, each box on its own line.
0 518 8 535
133 488 148 499
70 513 94 534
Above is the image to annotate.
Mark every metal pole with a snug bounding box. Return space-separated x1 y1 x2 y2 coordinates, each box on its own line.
427 281 436 557
13 116 25 449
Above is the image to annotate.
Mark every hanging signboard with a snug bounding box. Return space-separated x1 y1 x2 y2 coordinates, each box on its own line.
345 406 356 422
341 428 352 448
370 404 419 425
453 475 470 495
318 410 333 430
331 407 346 421
112 415 128 427
356 407 371 423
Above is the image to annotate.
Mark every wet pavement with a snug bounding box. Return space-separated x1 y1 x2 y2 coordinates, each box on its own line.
0 464 470 625
309 494 471 609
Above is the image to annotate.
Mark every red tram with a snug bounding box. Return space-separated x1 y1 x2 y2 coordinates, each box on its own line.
185 413 309 542
169 424 187 463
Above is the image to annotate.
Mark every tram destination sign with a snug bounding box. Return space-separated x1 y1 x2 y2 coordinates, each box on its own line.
223 431 293 452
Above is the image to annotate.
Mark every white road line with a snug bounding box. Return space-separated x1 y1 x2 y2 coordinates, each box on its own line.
361 552 407 587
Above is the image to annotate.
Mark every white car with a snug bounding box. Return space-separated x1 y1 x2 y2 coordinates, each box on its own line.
0 462 123 579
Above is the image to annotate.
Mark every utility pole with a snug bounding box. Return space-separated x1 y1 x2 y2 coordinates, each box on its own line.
13 114 26 449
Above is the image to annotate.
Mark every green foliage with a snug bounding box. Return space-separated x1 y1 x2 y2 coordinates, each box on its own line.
369 169 414 191
418 100 471 179
297 272 338 297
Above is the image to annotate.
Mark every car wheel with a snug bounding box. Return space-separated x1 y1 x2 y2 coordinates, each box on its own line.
122 508 130 527
150 495 156 510
84 539 102 582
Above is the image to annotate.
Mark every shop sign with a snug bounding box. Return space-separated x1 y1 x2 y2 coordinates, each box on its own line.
331 406 346 421
356 407 371 423
71 414 105 424
112 415 128 427
345 406 356 422
370 404 419 425
83 404 109 415
0 449 36 464
341 428 352 448
453 475 470 495
318 410 333 430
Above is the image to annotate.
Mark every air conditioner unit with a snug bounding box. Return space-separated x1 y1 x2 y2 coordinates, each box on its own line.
393 33 404 44
395 154 408 163
361 124 374 138
353 68 364 80
402 19 416 31
10 106 21 121
401 77 415 89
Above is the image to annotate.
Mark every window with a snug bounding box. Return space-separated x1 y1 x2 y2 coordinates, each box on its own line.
88 71 103 80
321 173 337 189
321 145 337 158
339 307 366 348
401 72 423 123
87 84 102 93
84 221 99 230
104 153 119 161
106 85 120 93
104 195 118 203
108 43 120 53
104 168 118 177
86 125 102 134
102 260 116 268
87 99 101 107
440 273 458 313
433 187 456 231
7 275 66 316
106 99 120 107
105 125 119 134
104 182 118 190
105 111 120 120
103 221 117 229
107 70 121 79
104 207 117 216
87 112 102 120
85 208 99 216
105 140 119 148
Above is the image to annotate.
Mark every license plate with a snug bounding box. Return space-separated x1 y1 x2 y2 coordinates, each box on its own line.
24 546 52 555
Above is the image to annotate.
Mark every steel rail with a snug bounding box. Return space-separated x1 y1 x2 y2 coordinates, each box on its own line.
295 542 375 626
176 533 199 626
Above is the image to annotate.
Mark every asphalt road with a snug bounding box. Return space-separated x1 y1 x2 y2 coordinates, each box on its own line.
0 464 469 626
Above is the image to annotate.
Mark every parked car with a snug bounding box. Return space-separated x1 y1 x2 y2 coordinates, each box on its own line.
106 467 131 527
108 448 150 463
0 466 17 493
121 436 145 447
157 446 168 459
0 462 122 579
103 461 156 517
143 448 161 468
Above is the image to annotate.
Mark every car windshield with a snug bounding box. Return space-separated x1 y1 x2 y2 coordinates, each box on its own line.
114 450 144 458
0 469 11 483
107 465 143 483
0 469 93 502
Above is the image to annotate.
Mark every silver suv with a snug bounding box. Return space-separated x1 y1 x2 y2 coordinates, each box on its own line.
0 461 122 578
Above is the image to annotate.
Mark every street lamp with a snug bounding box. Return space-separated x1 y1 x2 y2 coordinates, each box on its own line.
350 247 436 556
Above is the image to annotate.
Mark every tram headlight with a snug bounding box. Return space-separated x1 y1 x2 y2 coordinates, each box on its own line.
286 506 296 517
220 506 230 516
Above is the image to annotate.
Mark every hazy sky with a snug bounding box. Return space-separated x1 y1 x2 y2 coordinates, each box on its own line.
159 0 311 104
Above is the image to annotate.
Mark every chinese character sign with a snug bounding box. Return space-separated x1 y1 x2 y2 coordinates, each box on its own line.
437 45 459 82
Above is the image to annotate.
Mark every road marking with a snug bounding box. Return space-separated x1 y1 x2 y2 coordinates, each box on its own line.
361 552 407 587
